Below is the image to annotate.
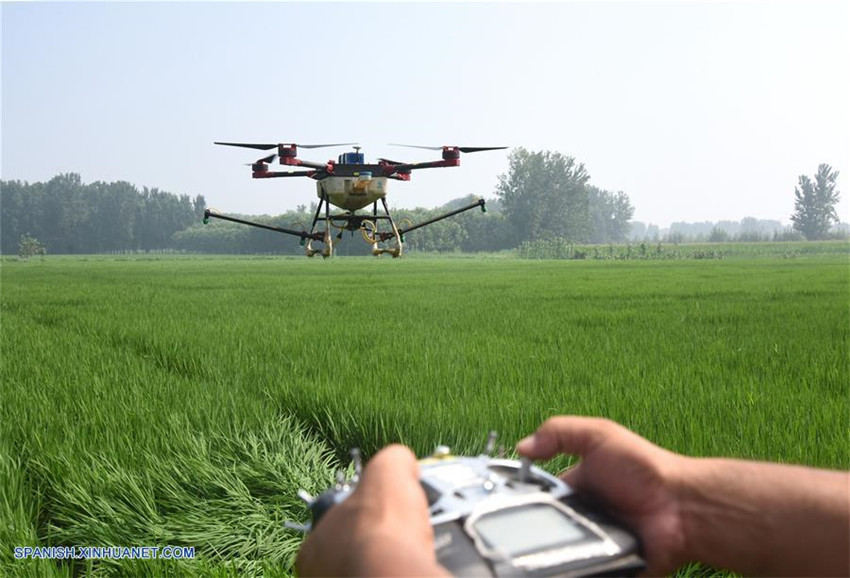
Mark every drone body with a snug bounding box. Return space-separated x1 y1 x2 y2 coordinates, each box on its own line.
312 150 389 212
205 142 506 257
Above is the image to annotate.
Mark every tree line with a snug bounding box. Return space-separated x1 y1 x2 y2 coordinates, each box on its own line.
630 218 810 243
1 174 206 254
1 157 841 256
628 164 846 243
1 150 634 255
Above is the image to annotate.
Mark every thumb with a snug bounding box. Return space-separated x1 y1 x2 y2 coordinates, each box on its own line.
357 444 422 500
516 416 614 460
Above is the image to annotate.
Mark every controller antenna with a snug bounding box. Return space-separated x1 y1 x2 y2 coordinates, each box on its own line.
351 448 362 480
485 431 498 455
297 489 315 505
519 457 532 483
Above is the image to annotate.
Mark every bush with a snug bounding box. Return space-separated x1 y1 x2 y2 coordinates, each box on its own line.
516 238 724 261
18 234 46 259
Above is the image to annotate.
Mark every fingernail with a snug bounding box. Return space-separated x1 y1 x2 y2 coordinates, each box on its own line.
516 435 535 453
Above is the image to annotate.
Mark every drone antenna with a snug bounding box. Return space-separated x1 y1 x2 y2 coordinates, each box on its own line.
353 146 361 153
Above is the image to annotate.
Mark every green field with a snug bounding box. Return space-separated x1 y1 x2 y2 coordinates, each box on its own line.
2 248 848 576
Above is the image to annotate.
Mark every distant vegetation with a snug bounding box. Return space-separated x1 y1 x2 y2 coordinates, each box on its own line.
1 159 845 256
518 239 850 261
1 174 205 254
630 164 846 244
629 216 849 244
791 164 842 240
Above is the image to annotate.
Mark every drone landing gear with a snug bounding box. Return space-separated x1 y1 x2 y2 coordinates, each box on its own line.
371 242 401 258
364 199 403 258
305 196 334 258
304 234 332 258
309 198 403 258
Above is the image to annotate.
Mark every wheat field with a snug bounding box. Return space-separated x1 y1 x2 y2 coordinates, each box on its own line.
2 249 847 576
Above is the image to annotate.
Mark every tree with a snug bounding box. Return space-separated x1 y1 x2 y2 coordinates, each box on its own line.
587 186 634 244
496 148 591 244
192 195 207 220
18 233 46 259
708 226 729 243
791 164 841 240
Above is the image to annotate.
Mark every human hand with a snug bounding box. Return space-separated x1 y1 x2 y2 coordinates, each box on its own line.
516 416 689 575
296 444 448 577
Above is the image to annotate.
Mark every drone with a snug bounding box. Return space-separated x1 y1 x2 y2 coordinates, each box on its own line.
204 142 506 257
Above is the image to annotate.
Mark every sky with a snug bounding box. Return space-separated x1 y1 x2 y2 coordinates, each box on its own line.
2 1 848 228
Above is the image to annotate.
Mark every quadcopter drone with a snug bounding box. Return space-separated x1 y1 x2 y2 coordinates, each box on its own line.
204 142 506 257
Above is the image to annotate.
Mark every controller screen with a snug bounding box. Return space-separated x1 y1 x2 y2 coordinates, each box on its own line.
473 503 592 558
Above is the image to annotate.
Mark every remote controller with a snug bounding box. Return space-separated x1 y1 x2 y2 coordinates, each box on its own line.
289 433 645 577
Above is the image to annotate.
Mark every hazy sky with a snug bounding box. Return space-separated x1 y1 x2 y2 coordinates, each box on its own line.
3 1 848 227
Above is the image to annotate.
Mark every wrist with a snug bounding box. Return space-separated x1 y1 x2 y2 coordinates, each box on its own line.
673 457 775 574
671 456 717 569
645 452 703 572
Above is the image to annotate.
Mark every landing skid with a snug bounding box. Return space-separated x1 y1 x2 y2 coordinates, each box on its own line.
305 196 334 258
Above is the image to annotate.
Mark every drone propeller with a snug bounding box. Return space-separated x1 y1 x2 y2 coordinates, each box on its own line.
216 141 357 151
299 142 358 149
389 144 507 154
456 146 508 153
388 144 442 151
244 153 277 165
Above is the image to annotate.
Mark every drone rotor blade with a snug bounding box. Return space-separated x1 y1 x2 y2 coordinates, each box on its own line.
389 144 507 153
388 143 443 151
216 141 357 150
297 142 358 149
258 153 277 163
244 154 277 165
215 142 278 150
458 146 508 154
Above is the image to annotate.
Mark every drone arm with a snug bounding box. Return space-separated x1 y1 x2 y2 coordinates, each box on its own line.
386 159 460 176
379 198 486 240
382 146 507 177
282 159 330 170
252 169 318 179
203 209 322 241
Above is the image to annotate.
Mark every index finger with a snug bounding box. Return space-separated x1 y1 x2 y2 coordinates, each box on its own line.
516 416 618 459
